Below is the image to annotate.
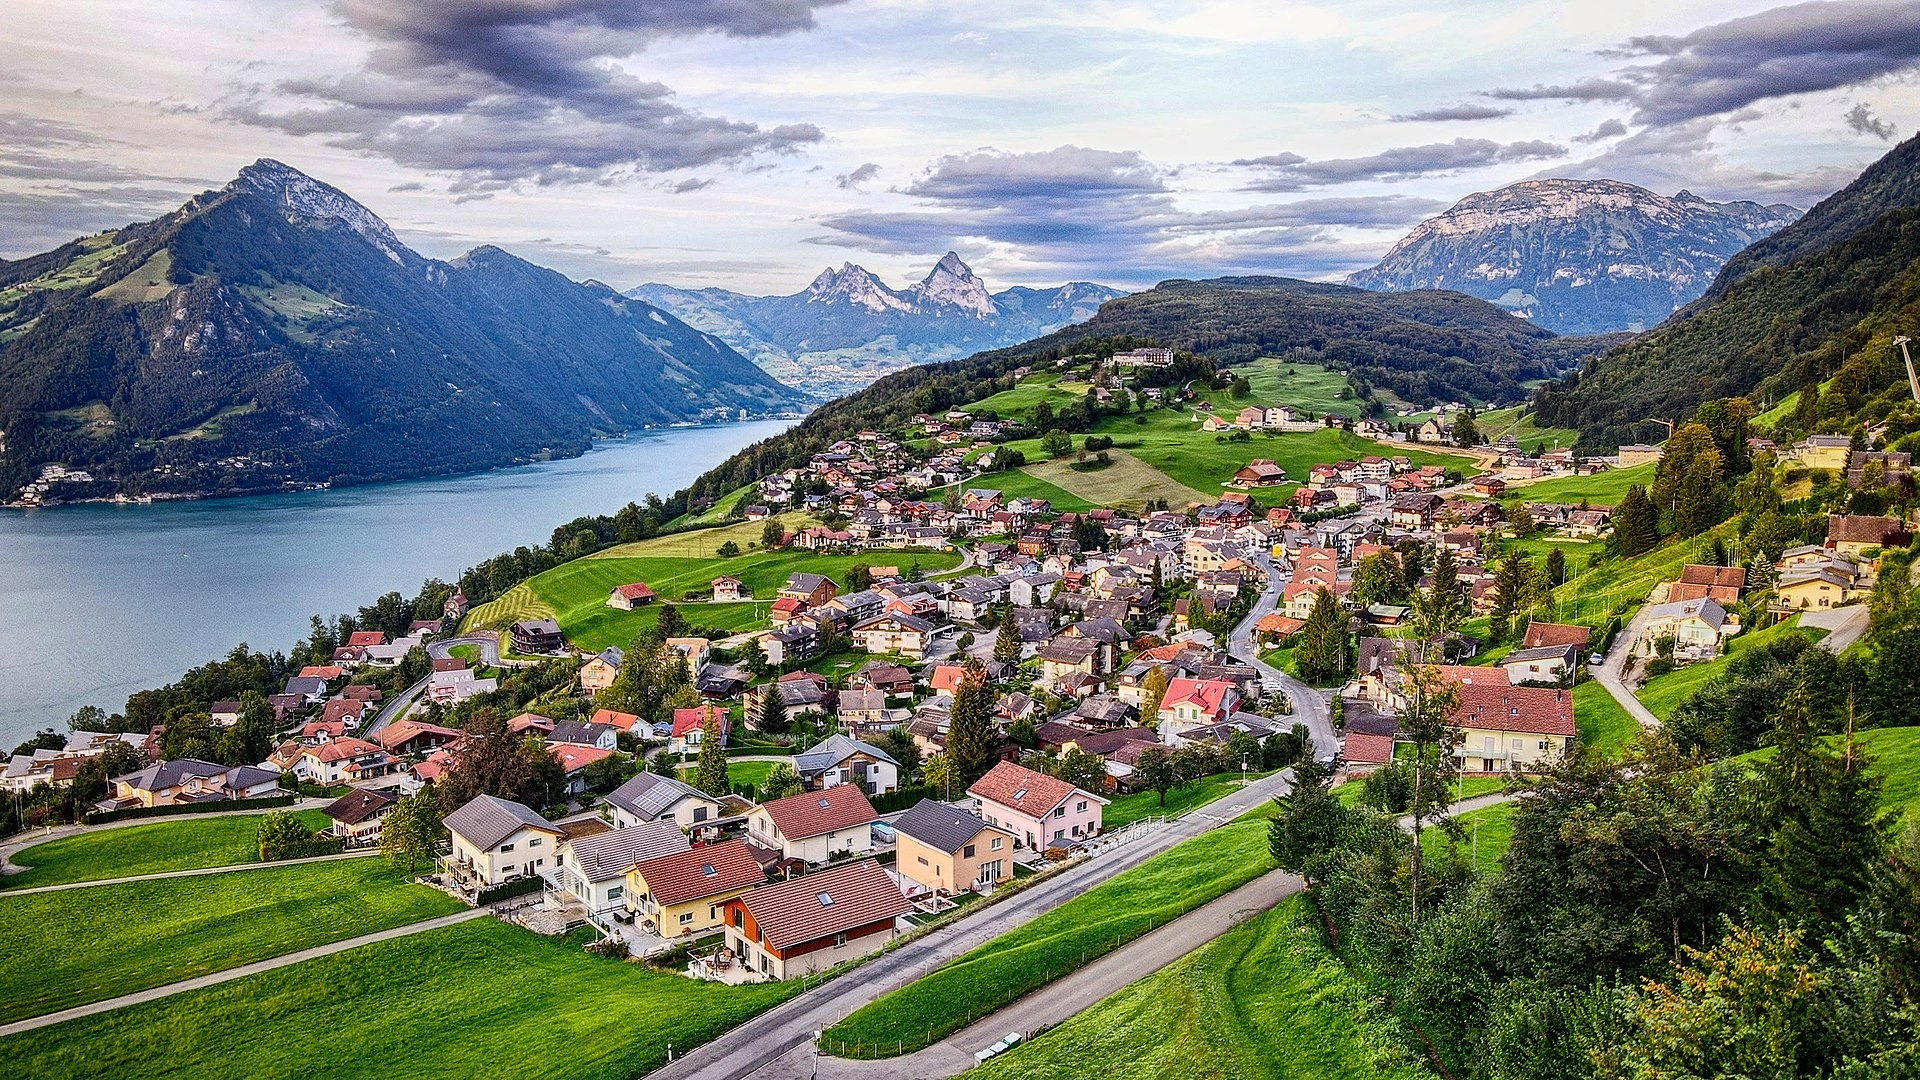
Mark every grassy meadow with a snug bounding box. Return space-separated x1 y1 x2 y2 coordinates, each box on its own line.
1 810 331 891
1502 461 1657 507
1572 680 1644 755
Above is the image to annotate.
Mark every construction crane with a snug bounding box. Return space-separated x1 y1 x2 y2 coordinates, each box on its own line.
1896 336 1920 405
1645 417 1675 440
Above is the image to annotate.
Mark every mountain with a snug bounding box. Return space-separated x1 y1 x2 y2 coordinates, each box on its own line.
1533 133 1920 449
1347 178 1800 335
0 160 799 503
628 254 1125 397
677 275 1621 508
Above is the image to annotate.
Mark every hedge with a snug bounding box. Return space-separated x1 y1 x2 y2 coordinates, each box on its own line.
477 877 546 905
871 785 941 814
85 793 297 825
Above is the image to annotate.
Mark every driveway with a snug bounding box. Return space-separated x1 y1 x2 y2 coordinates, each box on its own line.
1590 601 1661 730
648 768 1296 1080
1228 550 1338 762
1800 605 1870 654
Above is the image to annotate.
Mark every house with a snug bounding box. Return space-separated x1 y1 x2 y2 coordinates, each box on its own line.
606 582 657 610
668 706 731 756
779 572 840 608
290 737 398 785
666 637 713 679
1671 564 1748 604
968 761 1106 851
1638 597 1739 660
604 771 723 832
892 799 1015 895
1848 450 1912 490
745 784 878 865
509 619 565 654
209 700 242 726
1521 621 1591 652
99 759 285 811
1617 443 1664 467
550 821 689 920
1774 557 1869 611
794 734 899 795
1231 460 1288 488
579 647 624 694
428 667 496 704
1447 679 1577 773
375 719 462 757
712 576 748 603
1828 514 1907 559
851 612 936 660
322 787 397 846
1470 475 1507 498
1496 643 1577 685
626 839 768 939
721 857 912 980
1155 677 1242 740
1035 638 1101 688
443 794 567 890
760 622 820 667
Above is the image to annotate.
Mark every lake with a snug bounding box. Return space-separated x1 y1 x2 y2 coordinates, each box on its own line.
0 420 792 749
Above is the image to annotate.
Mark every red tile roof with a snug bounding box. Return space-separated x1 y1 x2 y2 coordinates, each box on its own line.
549 743 615 773
613 582 657 601
671 706 729 738
758 783 878 840
1343 732 1396 765
630 839 767 906
375 720 461 751
1521 622 1591 650
1449 682 1576 738
591 709 643 731
734 858 911 952
968 761 1081 817
1159 677 1237 718
1678 564 1747 589
346 631 388 647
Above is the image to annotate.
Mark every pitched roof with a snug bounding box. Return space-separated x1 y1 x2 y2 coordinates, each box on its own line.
1521 621 1591 650
549 743 616 773
1159 677 1237 716
565 822 689 883
734 858 912 951
1449 682 1576 738
1828 514 1904 545
892 799 1002 854
1342 732 1396 765
603 771 714 819
631 839 767 906
757 783 878 840
322 786 396 825
1678 564 1747 589
443 794 563 850
794 734 896 779
969 761 1098 817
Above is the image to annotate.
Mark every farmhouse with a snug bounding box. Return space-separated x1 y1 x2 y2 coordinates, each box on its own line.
606 582 657 609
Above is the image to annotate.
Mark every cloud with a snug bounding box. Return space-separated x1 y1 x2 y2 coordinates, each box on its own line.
808 145 1442 284
226 0 847 191
1490 1 1920 127
835 162 880 189
1573 118 1629 144
1390 104 1515 122
671 177 716 193
1845 102 1899 139
1548 116 1857 207
1235 138 1566 191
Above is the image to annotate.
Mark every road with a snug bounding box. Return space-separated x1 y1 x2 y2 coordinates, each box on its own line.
364 674 427 738
1590 601 1663 730
648 767 1296 1080
1229 549 1339 762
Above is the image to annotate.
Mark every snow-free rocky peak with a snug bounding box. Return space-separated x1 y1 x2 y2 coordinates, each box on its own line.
226 158 407 262
803 262 914 313
908 252 997 318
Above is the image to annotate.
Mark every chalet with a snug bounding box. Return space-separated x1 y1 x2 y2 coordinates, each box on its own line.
779 572 840 608
578 646 624 694
760 622 819 666
606 583 657 610
99 758 285 812
509 619 565 654
712 576 747 603
1521 621 1591 652
1497 643 1577 685
1231 459 1288 488
721 857 912 981
850 612 936 660
1448 679 1576 774
1828 514 1907 559
1470 476 1507 498
668 706 731 756
1638 597 1738 661
550 821 688 921
375 719 461 757
322 787 396 846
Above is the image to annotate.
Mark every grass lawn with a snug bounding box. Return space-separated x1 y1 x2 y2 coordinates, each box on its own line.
962 896 1435 1080
0 857 463 1024
954 467 1097 513
1 809 330 890
1731 726 1920 824
969 373 1084 418
1334 774 1507 808
1419 801 1517 875
823 817 1277 1058
471 546 959 653
1128 423 1470 498
681 759 781 790
1502 462 1656 508
1633 617 1820 720
1104 770 1276 830
1537 524 1736 635
1022 449 1210 510
0 919 801 1080
1237 358 1369 418
1573 680 1643 756
1475 404 1580 452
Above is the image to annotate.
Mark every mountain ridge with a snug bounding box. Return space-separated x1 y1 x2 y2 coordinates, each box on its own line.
0 159 800 503
1347 177 1800 334
630 253 1125 396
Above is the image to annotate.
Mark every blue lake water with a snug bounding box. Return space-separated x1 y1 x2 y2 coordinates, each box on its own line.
0 420 792 748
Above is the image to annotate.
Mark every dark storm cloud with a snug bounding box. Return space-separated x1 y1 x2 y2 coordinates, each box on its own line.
671 177 717 193
1573 118 1629 144
1488 1 1920 127
1235 138 1566 191
1550 116 1857 207
1390 104 1516 122
227 0 847 191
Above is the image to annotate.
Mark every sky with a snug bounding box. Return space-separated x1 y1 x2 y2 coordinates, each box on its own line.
3 0 1919 293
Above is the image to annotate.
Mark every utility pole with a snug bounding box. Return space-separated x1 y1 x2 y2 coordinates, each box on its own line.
1896 336 1920 406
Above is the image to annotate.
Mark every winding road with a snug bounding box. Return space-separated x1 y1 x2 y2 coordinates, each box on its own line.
1229 548 1339 762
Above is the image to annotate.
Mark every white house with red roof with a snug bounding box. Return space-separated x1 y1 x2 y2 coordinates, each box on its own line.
1440 671 1576 774
968 761 1106 851
1155 677 1242 741
745 783 878 865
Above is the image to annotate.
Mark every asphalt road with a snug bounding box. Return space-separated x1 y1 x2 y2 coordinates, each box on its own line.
1591 601 1662 730
647 767 1296 1080
1229 549 1339 762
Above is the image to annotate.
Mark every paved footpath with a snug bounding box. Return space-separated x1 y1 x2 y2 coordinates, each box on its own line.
1591 600 1662 730
1 847 381 897
0 908 491 1038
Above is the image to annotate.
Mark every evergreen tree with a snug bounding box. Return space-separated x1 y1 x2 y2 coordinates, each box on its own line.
1544 547 1568 587
1396 662 1463 921
758 761 803 801
993 618 1021 663
1267 754 1349 888
945 659 1000 790
755 682 788 734
693 712 730 797
1296 588 1351 684
1755 686 1892 924
1616 484 1661 557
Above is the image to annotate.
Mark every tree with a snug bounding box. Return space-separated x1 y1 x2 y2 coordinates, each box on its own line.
1615 483 1661 558
993 618 1021 663
921 752 953 799
1140 666 1171 720
1295 588 1351 685
655 603 687 640
257 810 317 861
437 710 540 811
1452 413 1479 448
1351 551 1405 607
650 751 678 777
1653 422 1726 538
946 659 999 790
759 761 804 801
1051 748 1107 792
1544 547 1567 587
1135 746 1177 807
1396 663 1463 921
1266 754 1349 888
692 713 730 797
1490 551 1533 638
1042 428 1075 459
755 683 788 734
716 540 741 558
582 751 635 795
1224 729 1262 773
845 564 874 592
1753 685 1892 924
761 518 785 550
879 726 922 776
380 788 442 873
67 704 110 733
1007 716 1038 749
1231 375 1252 397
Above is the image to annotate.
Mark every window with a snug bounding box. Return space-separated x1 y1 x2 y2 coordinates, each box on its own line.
609 886 623 900
528 837 542 847
1539 740 1552 751
917 855 928 866
1053 806 1065 818
963 844 976 858
709 905 718 920
991 837 1003 851
732 908 743 927
834 932 848 948
500 843 515 853
679 911 695 924
693 807 708 822
1076 800 1087 812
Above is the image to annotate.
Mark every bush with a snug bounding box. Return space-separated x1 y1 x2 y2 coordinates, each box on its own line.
476 877 546 905
1644 656 1676 678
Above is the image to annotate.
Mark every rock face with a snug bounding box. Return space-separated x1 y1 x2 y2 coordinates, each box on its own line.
629 253 1124 396
1347 178 1800 334
0 160 800 502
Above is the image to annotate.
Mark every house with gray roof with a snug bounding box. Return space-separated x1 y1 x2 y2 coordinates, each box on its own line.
551 820 689 920
794 734 899 796
100 758 286 812
891 799 1014 895
443 794 566 890
603 771 722 832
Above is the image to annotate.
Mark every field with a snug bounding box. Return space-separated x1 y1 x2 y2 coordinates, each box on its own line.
1731 726 1920 823
1419 801 1517 875
1573 680 1643 755
1238 358 1367 418
1021 450 1210 510
963 896 1434 1080
1104 770 1275 830
0 919 801 1080
470 543 959 652
1536 524 1736 635
1 810 330 890
1502 462 1656 507
953 468 1096 513
0 857 463 1024
969 373 1086 418
1633 617 1821 720
823 817 1277 1057
1474 404 1580 451
1335 774 1506 808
